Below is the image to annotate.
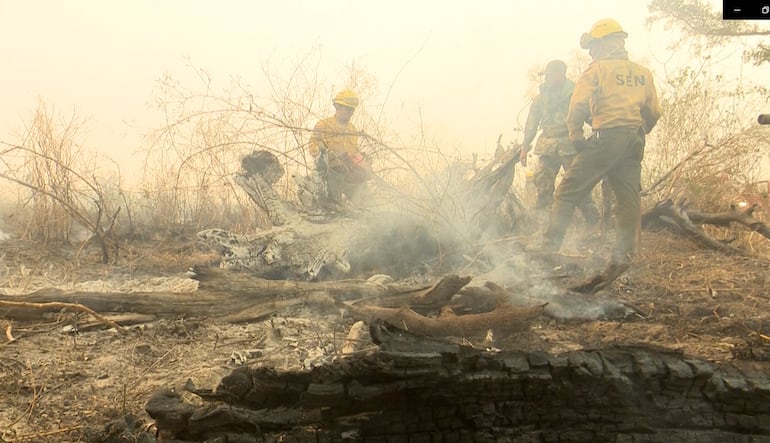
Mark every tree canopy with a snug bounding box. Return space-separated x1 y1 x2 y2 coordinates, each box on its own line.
647 0 770 64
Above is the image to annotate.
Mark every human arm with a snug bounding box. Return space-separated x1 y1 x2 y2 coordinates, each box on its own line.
308 119 326 158
522 95 543 149
566 66 597 142
520 96 543 165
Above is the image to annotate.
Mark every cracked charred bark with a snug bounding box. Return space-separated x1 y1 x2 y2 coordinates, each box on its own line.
144 344 770 442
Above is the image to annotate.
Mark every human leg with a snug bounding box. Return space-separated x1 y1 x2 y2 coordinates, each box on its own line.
533 155 561 211
604 130 645 263
561 153 601 227
543 142 614 250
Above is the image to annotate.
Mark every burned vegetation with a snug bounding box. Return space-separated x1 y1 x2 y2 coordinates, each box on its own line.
3 142 770 443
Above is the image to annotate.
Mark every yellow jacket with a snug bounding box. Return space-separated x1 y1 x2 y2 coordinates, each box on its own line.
567 54 661 141
308 116 360 168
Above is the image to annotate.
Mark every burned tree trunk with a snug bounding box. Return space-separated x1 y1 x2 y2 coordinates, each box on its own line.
145 345 770 442
199 150 462 281
200 149 528 281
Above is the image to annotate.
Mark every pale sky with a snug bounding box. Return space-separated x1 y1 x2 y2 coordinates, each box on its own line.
0 0 738 176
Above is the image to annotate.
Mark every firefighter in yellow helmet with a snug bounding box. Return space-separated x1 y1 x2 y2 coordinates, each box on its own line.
534 18 662 266
308 88 372 204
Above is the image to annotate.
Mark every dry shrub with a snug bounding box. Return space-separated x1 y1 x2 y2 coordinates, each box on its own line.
641 60 768 211
141 57 484 243
141 58 362 232
0 101 127 262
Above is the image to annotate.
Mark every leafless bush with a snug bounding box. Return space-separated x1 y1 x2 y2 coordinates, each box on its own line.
142 57 342 231
0 101 126 263
641 57 768 211
142 56 479 242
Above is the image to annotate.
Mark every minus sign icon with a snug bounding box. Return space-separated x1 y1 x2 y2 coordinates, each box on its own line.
734 8 741 12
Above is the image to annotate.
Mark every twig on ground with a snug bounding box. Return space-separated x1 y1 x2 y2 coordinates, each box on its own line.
0 300 127 333
6 425 85 442
5 322 15 343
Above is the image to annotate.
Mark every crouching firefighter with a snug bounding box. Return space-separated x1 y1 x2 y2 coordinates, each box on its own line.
305 88 372 208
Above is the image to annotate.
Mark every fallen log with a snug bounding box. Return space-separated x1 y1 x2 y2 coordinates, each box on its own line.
0 272 501 327
643 199 770 241
686 203 770 240
0 270 408 325
340 273 547 338
642 199 755 256
144 345 770 442
352 274 471 314
189 265 404 300
341 301 547 338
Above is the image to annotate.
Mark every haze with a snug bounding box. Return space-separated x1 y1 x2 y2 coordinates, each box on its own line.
0 0 734 176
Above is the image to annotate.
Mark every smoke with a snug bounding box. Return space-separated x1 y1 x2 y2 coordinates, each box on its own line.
468 249 635 321
200 149 636 322
346 209 464 278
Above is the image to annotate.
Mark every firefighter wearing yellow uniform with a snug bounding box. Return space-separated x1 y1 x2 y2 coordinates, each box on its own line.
538 18 662 264
308 88 371 203
520 59 600 228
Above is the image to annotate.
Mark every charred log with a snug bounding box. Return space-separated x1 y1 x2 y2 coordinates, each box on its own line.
145 346 770 442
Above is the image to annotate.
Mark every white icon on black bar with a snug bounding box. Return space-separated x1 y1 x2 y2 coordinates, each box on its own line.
724 0 770 19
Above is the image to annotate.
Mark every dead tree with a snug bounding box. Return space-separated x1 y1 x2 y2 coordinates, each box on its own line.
642 199 770 258
199 149 529 281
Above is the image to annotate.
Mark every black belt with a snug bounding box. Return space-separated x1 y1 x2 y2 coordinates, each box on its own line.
595 127 644 138
595 126 642 133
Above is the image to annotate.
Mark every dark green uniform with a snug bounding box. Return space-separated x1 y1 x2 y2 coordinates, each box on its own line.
523 80 600 226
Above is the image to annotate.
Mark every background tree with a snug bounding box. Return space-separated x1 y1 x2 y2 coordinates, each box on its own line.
647 0 770 65
641 0 770 211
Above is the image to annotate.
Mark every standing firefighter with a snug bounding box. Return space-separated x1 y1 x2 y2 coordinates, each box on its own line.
308 88 371 205
536 19 661 265
521 59 600 229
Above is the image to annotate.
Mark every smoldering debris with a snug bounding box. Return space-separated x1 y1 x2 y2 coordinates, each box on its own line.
466 254 637 321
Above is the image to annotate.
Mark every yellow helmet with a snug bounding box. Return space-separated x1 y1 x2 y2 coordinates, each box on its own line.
332 88 360 109
580 18 628 49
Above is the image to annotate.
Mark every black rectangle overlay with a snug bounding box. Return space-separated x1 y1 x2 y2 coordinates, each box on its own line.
723 1 770 19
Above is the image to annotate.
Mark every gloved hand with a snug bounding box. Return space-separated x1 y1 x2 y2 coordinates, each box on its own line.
572 138 590 152
519 145 529 166
350 152 372 173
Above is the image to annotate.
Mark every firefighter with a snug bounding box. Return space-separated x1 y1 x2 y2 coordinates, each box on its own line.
520 59 600 229
535 18 662 265
308 88 371 205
